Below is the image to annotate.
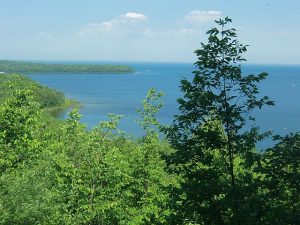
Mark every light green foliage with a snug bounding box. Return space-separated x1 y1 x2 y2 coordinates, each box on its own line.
0 89 47 224
0 87 175 224
136 88 163 133
0 89 40 174
47 90 175 224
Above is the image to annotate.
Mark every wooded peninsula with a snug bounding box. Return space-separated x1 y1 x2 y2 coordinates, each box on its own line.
0 60 134 74
0 73 76 112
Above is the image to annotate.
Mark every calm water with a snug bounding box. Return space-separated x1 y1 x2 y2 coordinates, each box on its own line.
27 62 300 148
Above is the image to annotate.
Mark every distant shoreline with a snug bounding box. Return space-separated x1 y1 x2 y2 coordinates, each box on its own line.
0 60 134 74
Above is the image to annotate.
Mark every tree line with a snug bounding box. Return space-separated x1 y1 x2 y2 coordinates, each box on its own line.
0 18 299 225
0 60 134 74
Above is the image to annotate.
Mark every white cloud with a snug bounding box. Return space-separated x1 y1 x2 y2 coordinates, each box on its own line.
185 10 221 24
76 12 147 37
121 12 147 21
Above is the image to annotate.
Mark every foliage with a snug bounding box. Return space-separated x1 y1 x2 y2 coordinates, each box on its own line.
0 17 299 225
257 133 300 224
0 87 176 224
163 17 275 224
0 89 45 224
0 73 67 109
0 89 40 175
0 60 134 74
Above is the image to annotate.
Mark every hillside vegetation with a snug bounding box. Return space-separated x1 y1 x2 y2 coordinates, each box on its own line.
0 73 72 110
0 18 299 225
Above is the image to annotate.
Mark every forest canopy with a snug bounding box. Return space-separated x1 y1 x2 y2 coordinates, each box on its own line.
0 60 134 74
0 73 72 109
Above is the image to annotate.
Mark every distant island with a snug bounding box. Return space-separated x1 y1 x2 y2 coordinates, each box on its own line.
0 60 134 74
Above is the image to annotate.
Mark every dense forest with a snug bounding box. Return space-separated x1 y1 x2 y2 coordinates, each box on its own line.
0 73 76 112
0 18 299 225
0 60 134 74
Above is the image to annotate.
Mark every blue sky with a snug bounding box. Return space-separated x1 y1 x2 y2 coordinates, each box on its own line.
0 0 299 64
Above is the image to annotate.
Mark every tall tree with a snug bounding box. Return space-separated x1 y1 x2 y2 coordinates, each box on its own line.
164 17 274 224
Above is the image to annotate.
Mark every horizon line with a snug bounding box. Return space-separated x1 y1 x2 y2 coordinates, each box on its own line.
1 58 300 66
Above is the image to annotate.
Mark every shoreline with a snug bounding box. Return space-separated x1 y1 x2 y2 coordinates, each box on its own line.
42 98 81 116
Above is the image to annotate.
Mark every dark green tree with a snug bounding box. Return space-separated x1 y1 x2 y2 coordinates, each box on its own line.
257 133 300 224
164 17 274 224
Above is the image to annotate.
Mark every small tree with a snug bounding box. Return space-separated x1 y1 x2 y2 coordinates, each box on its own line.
164 17 274 224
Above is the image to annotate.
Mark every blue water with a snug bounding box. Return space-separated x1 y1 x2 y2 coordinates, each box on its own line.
27 62 300 148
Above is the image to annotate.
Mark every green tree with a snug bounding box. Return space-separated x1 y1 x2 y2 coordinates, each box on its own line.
164 17 274 224
0 88 40 175
36 89 176 225
0 89 50 224
257 133 300 224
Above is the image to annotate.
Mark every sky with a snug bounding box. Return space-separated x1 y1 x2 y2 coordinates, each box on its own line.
0 0 300 64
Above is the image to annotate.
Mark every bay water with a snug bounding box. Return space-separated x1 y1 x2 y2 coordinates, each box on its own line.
27 62 300 149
